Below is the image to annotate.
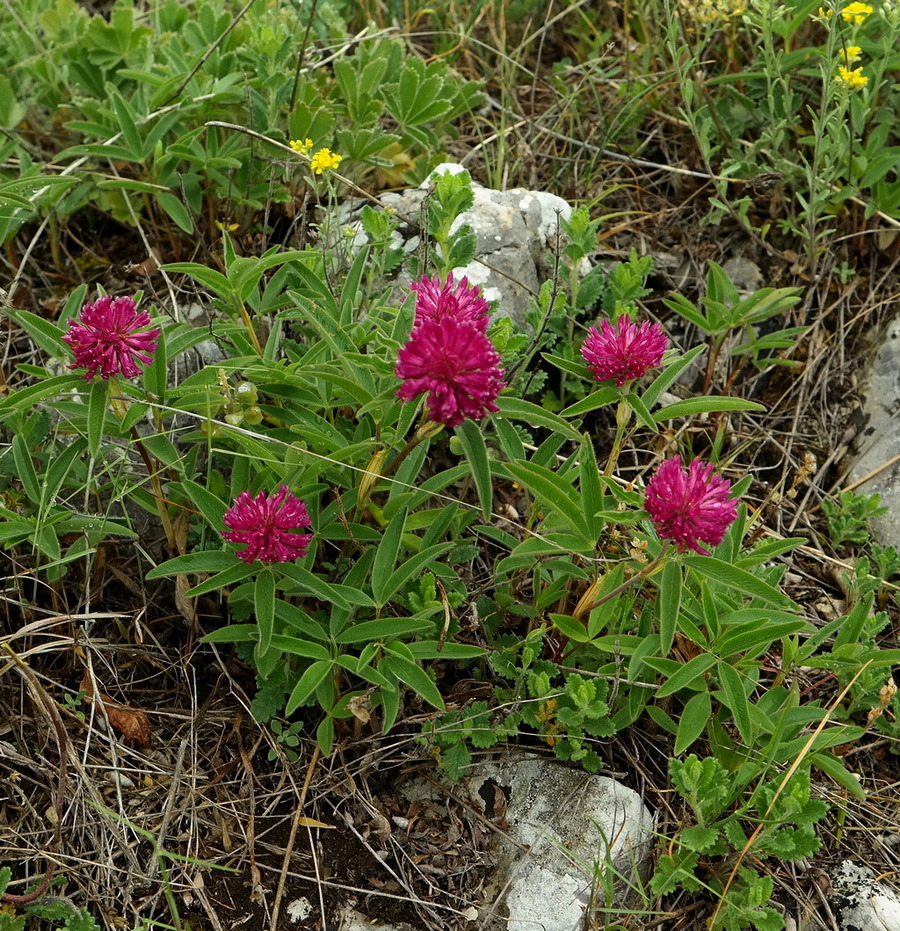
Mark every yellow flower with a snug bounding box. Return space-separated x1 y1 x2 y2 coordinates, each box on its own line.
837 65 869 89
840 1 873 23
309 147 342 174
840 45 863 64
289 138 313 156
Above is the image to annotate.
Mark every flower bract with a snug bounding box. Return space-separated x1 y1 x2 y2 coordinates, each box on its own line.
222 485 313 564
644 456 739 554
62 295 160 381
581 315 668 386
395 316 504 427
410 273 491 331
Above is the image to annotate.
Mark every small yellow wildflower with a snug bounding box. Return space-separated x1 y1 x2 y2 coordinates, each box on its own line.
840 45 863 64
309 147 342 174
289 138 313 156
813 6 834 21
836 65 869 89
840 1 873 24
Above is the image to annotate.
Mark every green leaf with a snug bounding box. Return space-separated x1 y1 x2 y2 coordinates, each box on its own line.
680 824 721 853
143 317 166 399
380 654 444 709
715 660 754 744
255 569 276 656
185 562 259 596
335 617 435 644
560 386 621 417
373 542 455 608
286 661 334 714
162 262 233 299
675 691 711 755
202 624 259 643
175 479 227 531
87 378 108 458
654 396 765 422
624 391 658 431
371 506 407 607
11 434 40 503
145 551 242 579
682 556 794 608
270 634 331 660
550 613 591 643
158 192 194 233
456 419 493 520
277 564 351 609
494 396 584 442
714 618 808 658
656 653 716 698
657 560 682 655
501 459 590 540
641 345 705 410
0 374 86 414
5 308 70 357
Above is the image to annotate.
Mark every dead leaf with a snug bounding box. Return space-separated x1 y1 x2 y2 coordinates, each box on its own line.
297 816 333 829
80 673 152 749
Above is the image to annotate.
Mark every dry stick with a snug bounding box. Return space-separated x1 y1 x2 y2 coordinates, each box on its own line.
708 661 873 931
839 452 900 494
0 645 67 905
269 745 321 931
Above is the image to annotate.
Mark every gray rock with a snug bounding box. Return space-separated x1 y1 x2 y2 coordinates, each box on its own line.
831 860 900 930
465 756 654 931
847 314 900 549
332 164 586 328
721 255 764 292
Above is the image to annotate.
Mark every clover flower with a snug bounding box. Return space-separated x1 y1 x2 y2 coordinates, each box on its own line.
410 273 491 331
581 315 668 386
222 485 313 564
62 294 160 382
309 148 342 174
395 316 504 426
836 65 869 89
644 456 739 554
840 1 873 23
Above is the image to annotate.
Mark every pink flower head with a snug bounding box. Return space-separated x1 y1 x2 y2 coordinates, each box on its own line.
644 456 739 554
62 295 160 381
581 315 667 386
410 273 491 331
395 316 504 427
222 485 313 564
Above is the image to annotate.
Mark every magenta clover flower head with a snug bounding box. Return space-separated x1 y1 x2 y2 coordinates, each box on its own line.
222 485 313 564
410 273 491 331
395 316 504 427
644 455 739 555
581 314 668 386
62 294 160 382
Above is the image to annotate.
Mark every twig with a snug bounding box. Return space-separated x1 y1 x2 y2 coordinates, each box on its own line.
0 645 67 905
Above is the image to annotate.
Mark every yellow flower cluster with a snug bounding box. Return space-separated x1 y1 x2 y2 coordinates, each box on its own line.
836 65 869 89
679 0 746 22
289 138 313 156
288 140 344 175
309 148 342 174
840 1 874 23
840 45 863 64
